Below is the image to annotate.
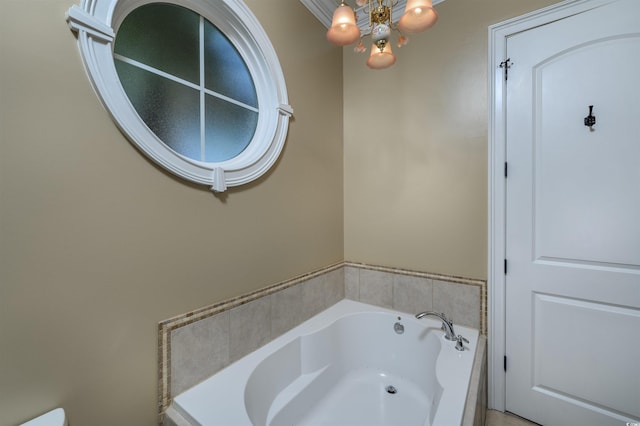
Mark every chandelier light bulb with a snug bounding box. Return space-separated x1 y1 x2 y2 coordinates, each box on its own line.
326 3 361 46
398 0 438 33
366 42 396 70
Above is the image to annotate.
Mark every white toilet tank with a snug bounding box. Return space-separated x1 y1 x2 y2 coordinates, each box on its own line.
20 408 67 426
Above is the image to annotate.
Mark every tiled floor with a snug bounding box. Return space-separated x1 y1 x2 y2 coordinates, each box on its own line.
486 409 540 426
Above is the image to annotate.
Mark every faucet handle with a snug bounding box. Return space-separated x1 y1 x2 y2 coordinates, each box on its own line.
455 334 469 351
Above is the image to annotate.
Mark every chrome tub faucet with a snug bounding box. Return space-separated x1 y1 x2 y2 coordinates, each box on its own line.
415 311 457 341
415 311 469 351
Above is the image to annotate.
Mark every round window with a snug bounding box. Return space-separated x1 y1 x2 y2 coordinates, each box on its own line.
66 0 292 192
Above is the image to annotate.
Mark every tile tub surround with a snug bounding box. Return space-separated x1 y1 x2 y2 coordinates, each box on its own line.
158 262 486 421
345 262 487 332
463 335 488 426
157 263 345 419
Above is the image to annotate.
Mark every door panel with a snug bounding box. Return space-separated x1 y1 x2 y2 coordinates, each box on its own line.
534 37 640 267
533 293 640 416
505 1 640 425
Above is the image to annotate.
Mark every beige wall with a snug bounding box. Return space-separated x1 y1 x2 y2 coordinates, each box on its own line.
344 0 557 279
0 0 342 424
0 0 564 425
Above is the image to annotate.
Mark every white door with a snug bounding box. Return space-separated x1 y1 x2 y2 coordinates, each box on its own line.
505 1 640 425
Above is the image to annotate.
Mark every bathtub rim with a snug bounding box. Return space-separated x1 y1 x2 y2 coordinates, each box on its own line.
167 299 480 426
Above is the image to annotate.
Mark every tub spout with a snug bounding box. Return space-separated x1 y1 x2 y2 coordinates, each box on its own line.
415 311 456 341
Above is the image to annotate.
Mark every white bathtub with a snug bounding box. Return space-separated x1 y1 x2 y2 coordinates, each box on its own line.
166 299 480 426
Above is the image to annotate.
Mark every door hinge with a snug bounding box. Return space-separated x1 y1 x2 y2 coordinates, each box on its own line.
504 161 508 178
504 355 508 372
499 58 512 81
504 259 508 274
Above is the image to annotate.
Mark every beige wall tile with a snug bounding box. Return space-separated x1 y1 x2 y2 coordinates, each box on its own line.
433 280 481 329
229 297 272 362
393 274 433 315
271 284 303 338
170 312 229 396
322 267 345 308
358 269 394 308
301 275 327 321
344 266 360 300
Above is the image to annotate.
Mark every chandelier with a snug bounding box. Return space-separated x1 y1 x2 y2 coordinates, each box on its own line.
326 0 438 69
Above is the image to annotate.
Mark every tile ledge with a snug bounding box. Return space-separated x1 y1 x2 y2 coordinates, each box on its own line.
344 261 486 286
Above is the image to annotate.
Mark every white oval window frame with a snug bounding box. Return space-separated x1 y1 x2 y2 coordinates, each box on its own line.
66 0 293 192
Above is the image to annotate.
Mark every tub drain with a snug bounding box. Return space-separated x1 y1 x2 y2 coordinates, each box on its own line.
385 385 397 395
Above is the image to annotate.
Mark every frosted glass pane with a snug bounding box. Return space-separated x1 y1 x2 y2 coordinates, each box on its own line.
204 23 258 108
115 4 199 84
205 95 258 162
115 60 201 160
